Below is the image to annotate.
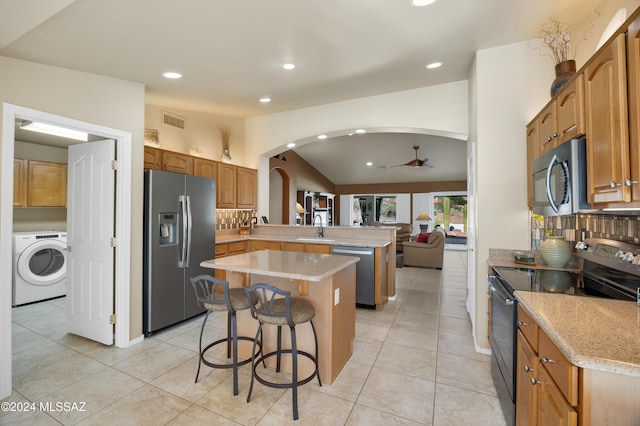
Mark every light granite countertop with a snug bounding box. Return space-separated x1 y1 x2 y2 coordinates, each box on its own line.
215 232 391 248
201 249 359 282
515 291 640 377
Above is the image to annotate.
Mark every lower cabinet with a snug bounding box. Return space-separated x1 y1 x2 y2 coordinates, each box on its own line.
517 305 577 426
214 241 247 280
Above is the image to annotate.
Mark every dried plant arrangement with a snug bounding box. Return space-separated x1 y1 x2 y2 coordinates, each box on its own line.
220 126 232 162
540 17 573 64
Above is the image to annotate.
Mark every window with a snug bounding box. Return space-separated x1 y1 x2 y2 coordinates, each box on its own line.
433 195 467 231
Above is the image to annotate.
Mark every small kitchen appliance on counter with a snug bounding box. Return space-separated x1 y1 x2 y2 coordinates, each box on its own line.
488 237 639 426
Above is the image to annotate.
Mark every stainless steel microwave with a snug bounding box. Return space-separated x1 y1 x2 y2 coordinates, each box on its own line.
531 138 590 216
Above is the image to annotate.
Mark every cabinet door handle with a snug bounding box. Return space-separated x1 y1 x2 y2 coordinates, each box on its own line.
553 132 559 138
518 321 528 327
609 181 621 188
531 377 541 385
547 136 552 142
625 179 638 186
540 356 555 364
523 365 533 372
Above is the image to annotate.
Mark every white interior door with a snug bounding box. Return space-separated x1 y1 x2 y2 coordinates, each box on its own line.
67 139 115 345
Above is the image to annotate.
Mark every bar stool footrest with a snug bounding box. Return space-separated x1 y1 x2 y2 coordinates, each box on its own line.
252 350 319 389
201 336 261 369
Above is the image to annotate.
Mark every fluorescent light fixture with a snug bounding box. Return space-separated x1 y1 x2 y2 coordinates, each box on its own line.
355 129 366 134
602 208 640 211
426 62 442 69
283 63 296 70
287 142 296 148
20 121 88 141
162 72 182 79
259 97 272 103
317 134 328 140
412 0 437 6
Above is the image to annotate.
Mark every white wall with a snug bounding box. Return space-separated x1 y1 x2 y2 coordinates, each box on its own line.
470 41 557 351
245 81 470 220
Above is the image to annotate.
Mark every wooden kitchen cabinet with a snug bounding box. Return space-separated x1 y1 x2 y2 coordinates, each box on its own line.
516 330 538 426
627 14 640 203
217 163 237 208
162 151 193 174
526 121 539 209
13 158 27 207
556 74 585 143
537 363 577 426
585 33 630 205
539 102 558 155
143 146 162 170
193 157 217 179
236 166 257 209
24 160 67 208
251 240 281 251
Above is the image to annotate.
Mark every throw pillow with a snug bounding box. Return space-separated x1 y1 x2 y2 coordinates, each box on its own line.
416 232 431 243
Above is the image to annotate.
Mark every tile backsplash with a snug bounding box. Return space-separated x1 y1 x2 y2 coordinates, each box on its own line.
531 213 640 250
216 209 255 230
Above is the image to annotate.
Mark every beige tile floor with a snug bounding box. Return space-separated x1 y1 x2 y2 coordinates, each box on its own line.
2 249 507 425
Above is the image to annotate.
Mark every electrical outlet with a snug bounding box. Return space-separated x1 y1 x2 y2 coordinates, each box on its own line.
334 288 340 305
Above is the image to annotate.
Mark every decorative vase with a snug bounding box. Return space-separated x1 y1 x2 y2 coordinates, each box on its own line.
540 236 572 267
550 60 576 97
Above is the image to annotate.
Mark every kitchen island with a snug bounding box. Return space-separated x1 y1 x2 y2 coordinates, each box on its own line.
201 249 359 384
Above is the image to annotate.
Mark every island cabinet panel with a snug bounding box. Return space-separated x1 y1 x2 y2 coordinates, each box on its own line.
374 246 388 309
217 163 237 208
162 151 193 174
627 14 640 202
193 158 217 179
585 33 630 204
281 242 305 252
305 243 331 254
556 73 585 143
251 240 281 251
236 166 257 209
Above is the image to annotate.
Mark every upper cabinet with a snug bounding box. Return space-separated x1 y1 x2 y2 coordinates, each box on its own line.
627 15 640 203
217 163 237 208
14 159 67 208
143 146 257 209
161 151 193 174
527 7 640 209
236 166 257 209
526 121 539 209
585 34 629 205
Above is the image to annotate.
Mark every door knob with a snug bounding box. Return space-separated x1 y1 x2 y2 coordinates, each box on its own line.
625 179 638 186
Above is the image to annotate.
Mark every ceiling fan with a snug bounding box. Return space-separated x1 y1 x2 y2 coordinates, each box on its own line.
392 145 434 168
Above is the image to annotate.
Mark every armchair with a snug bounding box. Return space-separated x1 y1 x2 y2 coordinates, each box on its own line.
402 227 446 269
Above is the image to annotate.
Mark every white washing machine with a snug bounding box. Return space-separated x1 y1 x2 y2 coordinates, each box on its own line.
13 231 67 306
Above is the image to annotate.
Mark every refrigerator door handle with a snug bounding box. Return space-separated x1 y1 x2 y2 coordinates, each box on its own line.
185 195 193 267
179 195 187 268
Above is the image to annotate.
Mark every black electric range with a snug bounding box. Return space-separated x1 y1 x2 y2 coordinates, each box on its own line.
492 238 640 302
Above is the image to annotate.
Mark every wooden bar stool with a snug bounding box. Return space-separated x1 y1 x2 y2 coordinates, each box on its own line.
244 283 321 420
190 275 261 396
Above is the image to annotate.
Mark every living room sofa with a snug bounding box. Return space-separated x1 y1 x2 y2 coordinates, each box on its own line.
402 227 446 269
367 222 412 252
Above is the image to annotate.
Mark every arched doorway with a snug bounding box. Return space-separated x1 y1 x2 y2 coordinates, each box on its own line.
268 167 290 224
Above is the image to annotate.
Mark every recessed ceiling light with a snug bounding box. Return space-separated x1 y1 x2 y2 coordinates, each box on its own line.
426 62 442 69
355 129 366 134
287 142 296 148
412 0 437 6
283 63 295 70
162 72 182 79
259 97 271 103
317 134 327 140
366 162 373 166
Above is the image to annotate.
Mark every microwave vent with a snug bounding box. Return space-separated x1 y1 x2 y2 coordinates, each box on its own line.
162 111 185 129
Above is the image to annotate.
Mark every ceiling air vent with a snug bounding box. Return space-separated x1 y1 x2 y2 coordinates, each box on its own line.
162 111 185 129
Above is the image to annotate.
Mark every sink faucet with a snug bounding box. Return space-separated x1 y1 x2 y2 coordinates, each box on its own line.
314 214 324 238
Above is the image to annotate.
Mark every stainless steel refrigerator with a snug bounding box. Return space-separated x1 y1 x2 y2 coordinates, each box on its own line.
143 170 216 335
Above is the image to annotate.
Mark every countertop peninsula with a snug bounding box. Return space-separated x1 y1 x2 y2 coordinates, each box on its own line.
201 249 359 281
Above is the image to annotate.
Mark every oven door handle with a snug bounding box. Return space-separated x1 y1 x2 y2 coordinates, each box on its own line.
488 275 516 306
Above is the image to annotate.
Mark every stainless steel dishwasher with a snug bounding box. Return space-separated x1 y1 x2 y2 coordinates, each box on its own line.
331 245 375 308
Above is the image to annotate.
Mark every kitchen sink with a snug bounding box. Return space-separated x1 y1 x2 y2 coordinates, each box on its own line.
295 237 335 242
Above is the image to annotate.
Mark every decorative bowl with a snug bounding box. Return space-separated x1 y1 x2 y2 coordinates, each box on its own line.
513 251 535 264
